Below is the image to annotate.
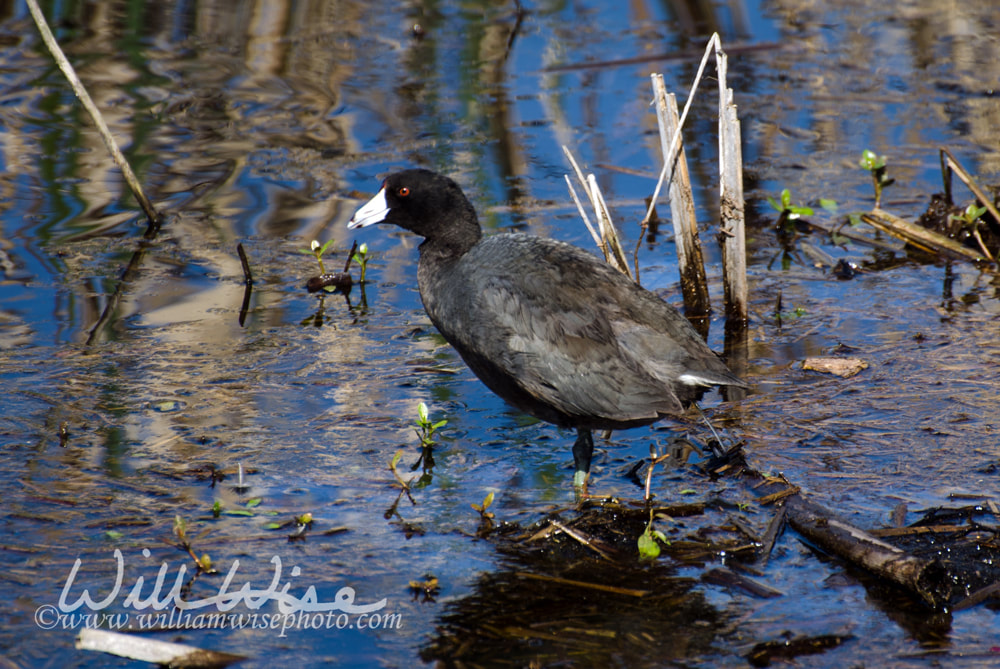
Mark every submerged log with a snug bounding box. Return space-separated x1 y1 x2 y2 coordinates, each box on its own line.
782 493 951 609
711 449 954 609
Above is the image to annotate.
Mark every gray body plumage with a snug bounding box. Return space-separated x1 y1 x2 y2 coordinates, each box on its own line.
418 233 742 431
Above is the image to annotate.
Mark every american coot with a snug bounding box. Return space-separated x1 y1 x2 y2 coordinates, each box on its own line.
348 169 746 486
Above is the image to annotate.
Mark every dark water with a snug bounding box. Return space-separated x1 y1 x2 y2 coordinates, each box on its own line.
2 0 999 667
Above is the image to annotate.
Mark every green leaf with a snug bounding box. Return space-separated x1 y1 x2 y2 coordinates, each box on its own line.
224 509 255 517
859 149 876 169
105 530 124 540
859 149 886 171
246 498 263 508
638 528 661 559
966 204 988 220
766 196 781 212
780 189 791 209
319 239 335 255
819 198 838 214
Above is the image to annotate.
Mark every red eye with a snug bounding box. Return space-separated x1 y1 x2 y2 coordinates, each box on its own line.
398 186 410 197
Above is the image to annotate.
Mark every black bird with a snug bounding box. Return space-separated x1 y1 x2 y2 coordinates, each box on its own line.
348 169 746 486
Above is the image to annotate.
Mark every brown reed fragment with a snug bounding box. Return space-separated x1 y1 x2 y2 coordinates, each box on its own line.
757 486 800 506
868 525 969 538
861 208 988 263
513 571 649 597
756 505 787 565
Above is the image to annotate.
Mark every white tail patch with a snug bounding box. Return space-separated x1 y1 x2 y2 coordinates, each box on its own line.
678 373 715 386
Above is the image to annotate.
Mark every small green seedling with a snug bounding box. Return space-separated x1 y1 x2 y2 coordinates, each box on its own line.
414 402 447 448
638 513 669 560
408 575 440 601
950 203 989 230
471 491 495 521
767 188 814 226
352 243 370 283
173 514 216 573
950 204 992 258
858 149 895 208
472 491 496 536
301 239 335 274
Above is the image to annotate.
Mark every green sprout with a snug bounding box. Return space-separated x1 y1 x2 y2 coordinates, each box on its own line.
471 491 495 521
949 203 993 259
950 203 989 229
472 491 496 536
638 511 669 560
414 401 447 448
858 149 894 208
352 243 370 283
408 575 440 601
173 515 216 573
767 188 814 225
301 239 335 274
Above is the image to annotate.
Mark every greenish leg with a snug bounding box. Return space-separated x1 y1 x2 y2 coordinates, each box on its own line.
572 428 593 487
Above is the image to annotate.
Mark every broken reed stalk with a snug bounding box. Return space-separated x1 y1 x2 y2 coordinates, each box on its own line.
651 75 709 316
641 36 719 229
26 0 160 227
861 208 988 263
717 49 748 326
562 146 632 278
643 34 747 327
563 34 749 326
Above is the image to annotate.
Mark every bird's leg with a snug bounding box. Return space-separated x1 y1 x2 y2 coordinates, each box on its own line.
694 402 729 457
572 428 594 487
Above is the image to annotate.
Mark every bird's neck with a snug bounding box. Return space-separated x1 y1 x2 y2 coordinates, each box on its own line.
418 219 482 263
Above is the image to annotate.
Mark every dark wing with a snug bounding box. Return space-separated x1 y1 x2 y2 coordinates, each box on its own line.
421 234 740 426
